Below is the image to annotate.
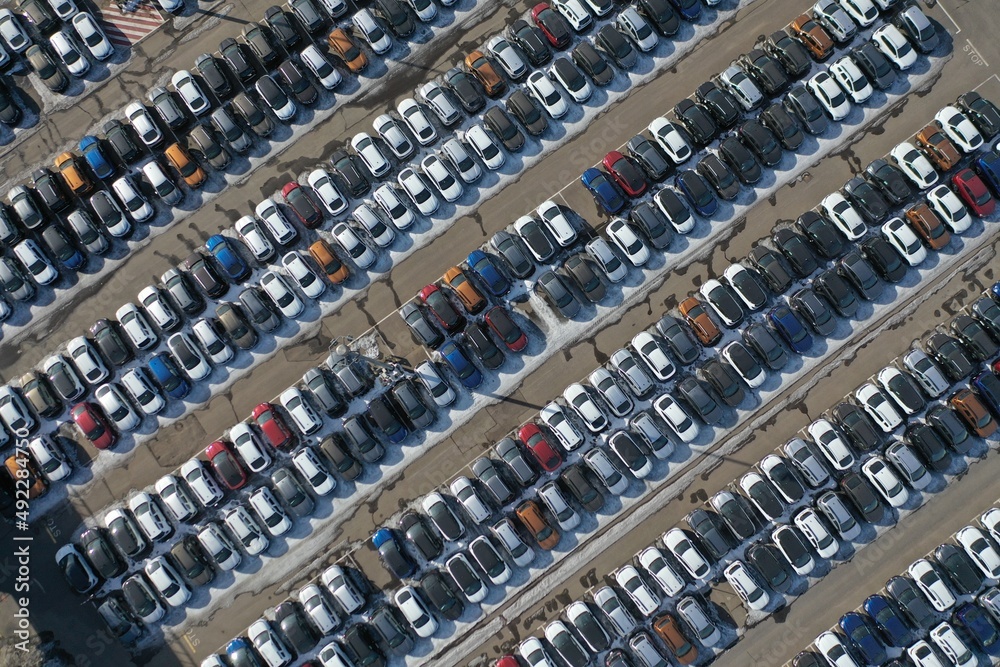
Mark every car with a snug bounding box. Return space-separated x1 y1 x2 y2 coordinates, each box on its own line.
769 303 813 353
530 4 570 51
700 278 745 328
739 119 783 169
536 270 581 318
880 217 927 268
711 489 756 542
440 137 482 185
673 99 718 148
926 332 975 382
371 528 414 579
837 612 887 666
908 559 957 612
518 421 562 472
870 23 917 71
806 71 851 121
333 222 377 270
350 132 390 179
421 154 463 202
647 118 692 168
818 193 867 242
397 167 439 216
956 90 1000 139
663 528 710 582
772 227 818 278
787 13 834 61
719 65 764 111
812 0 856 42
540 401 583 451
725 560 770 611
884 576 936 635
956 526 1000 579
926 184 971 236
933 106 985 154
70 11 113 61
952 167 996 217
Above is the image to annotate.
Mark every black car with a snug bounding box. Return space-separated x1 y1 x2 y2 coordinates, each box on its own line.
783 85 828 135
596 24 637 69
399 512 441 561
90 319 133 367
320 434 364 480
103 120 141 165
699 358 745 407
0 79 21 126
368 604 413 654
698 153 741 200
656 315 700 365
277 60 318 105
637 0 679 36
484 106 525 152
851 42 896 90
905 423 949 471
373 528 415 579
934 544 983 596
814 269 858 318
572 41 613 86
831 402 882 452
330 149 369 197
220 38 256 84
790 287 837 336
676 376 724 425
674 169 716 214
685 508 734 561
80 527 126 579
712 491 756 541
838 251 882 302
373 0 413 38
886 575 936 630
695 81 740 129
444 68 485 114
718 136 761 185
41 224 81 270
463 322 504 370
747 542 793 593
840 472 884 524
419 570 463 621
925 332 974 381
243 24 279 68
747 246 793 293
508 19 550 66
263 6 301 50
926 405 971 454
865 159 913 206
972 297 1000 339
772 228 818 277
763 30 811 78
673 98 718 145
957 91 1000 139
759 103 804 151
560 464 603 512
342 626 384 667
32 168 70 212
743 322 789 370
273 601 317 655
797 211 845 259
563 258 604 303
627 135 671 181
844 177 889 224
195 53 232 99
738 49 789 96
628 204 671 251
738 118 783 167
951 315 998 362
860 236 907 283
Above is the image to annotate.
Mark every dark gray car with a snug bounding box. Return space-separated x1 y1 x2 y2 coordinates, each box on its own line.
399 301 444 348
272 466 315 517
563 255 606 303
596 24 637 69
490 230 534 278
232 91 275 137
390 379 434 429
368 605 413 655
536 271 581 318
302 367 344 416
494 437 537 487
629 202 672 250
343 415 385 463
484 106 525 152
472 457 514 505
238 287 280 332
506 89 547 136
188 125 230 170
655 315 700 365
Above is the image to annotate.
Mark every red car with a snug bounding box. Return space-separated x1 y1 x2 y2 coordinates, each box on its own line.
418 284 465 333
494 656 519 667
205 440 248 490
531 3 571 49
485 306 528 352
602 150 648 197
71 402 116 450
952 168 996 217
517 422 562 472
251 402 294 449
281 181 323 229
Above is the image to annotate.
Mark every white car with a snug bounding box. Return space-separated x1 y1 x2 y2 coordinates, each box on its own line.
72 12 113 61
260 270 304 318
249 487 292 536
956 526 1000 579
125 101 163 147
141 161 183 206
908 558 957 611
321 565 365 615
563 384 608 432
539 401 583 450
195 522 241 572
607 219 650 266
525 71 568 119
235 216 275 262
890 142 939 189
926 184 970 234
192 319 233 365
418 80 461 126
14 239 57 285
417 360 456 408
648 117 692 164
48 0 79 20
907 640 946 667
486 35 528 80
332 222 377 269
518 637 555 667
440 138 482 184
137 285 179 332
298 584 339 635
0 9 27 56
583 448 629 495
815 631 859 667
145 556 190 606
224 505 269 556
724 560 769 611
980 509 1000 543
807 71 851 121
463 125 505 170
548 58 592 104
882 217 927 266
155 474 198 522
662 527 710 581
351 132 391 178
492 518 534 567
929 622 975 667
700 278 743 327
676 595 721 646
229 423 271 473
902 349 949 398
42 355 84 402
300 44 342 90
535 200 576 246
632 331 675 381
121 367 165 415
112 176 154 222
654 188 695 234
292 447 335 496
873 24 917 70
793 507 839 559
538 481 579 530
255 199 297 246
367 189 408 235
421 154 463 202
128 491 172 541
394 586 438 638
837 0 877 26
450 476 491 524
170 69 210 115
376 183 420 229
181 458 224 507
306 169 348 216
352 8 391 53
807 418 855 471
279 387 321 435
719 65 763 111
28 435 71 481
397 98 437 146
724 263 768 311
469 534 511 585
95 383 140 431
615 6 657 52
861 456 908 508
855 382 903 432
281 251 325 299
722 340 766 388
829 56 872 104
653 394 698 443
589 366 633 416
935 106 984 153
67 335 109 384
551 0 592 32
248 619 293 667
585 236 628 282
615 565 660 617
877 366 923 415
50 30 88 76
637 546 684 596
759 454 803 504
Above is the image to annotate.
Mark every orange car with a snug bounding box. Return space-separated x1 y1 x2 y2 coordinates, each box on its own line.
915 123 961 171
443 266 486 314
309 239 349 284
652 614 697 665
164 143 206 188
328 28 367 73
787 16 833 61
4 455 47 500
679 296 721 346
905 203 950 250
54 152 93 196
949 389 996 438
464 50 506 98
516 500 559 550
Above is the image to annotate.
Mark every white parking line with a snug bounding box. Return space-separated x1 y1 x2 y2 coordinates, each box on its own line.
936 0 962 34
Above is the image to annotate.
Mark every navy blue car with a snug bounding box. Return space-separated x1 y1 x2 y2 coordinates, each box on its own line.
955 602 999 650
990 280 1000 305
973 370 1000 417
79 135 115 180
581 167 626 215
839 611 887 665
206 234 251 282
467 249 510 296
668 0 701 21
976 150 1000 196
863 594 910 647
148 353 191 400
768 304 812 354
675 169 718 216
439 341 483 389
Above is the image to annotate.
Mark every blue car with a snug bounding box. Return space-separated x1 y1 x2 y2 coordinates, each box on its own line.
581 167 626 215
79 135 115 180
675 169 718 216
372 527 415 578
976 150 1000 196
669 0 701 21
955 602 1000 650
148 353 191 400
226 638 258 666
205 234 251 282
768 304 812 354
863 594 910 647
973 370 1000 417
439 340 483 389
467 250 510 296
839 611 887 665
